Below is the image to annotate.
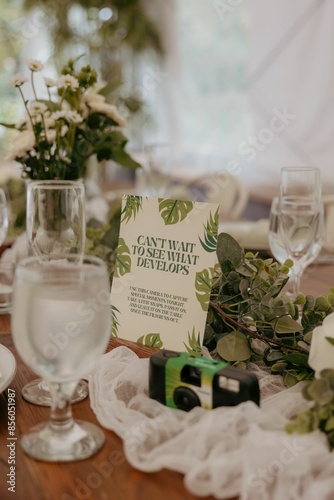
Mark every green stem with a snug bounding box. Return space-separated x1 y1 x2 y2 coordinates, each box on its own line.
209 300 307 354
18 87 45 165
30 71 38 101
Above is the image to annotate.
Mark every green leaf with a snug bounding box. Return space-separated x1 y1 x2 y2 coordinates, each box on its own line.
199 207 219 253
326 337 334 346
195 268 214 311
111 305 120 338
158 199 193 225
184 327 202 355
0 121 17 129
307 378 334 405
324 416 334 432
272 316 304 335
121 196 143 223
114 237 131 277
112 148 142 170
137 333 163 348
283 372 298 387
271 361 288 373
100 225 120 249
216 330 252 362
282 353 310 367
37 99 60 112
263 348 284 365
216 233 244 273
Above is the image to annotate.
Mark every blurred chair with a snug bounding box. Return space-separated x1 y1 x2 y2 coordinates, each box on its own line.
187 172 249 221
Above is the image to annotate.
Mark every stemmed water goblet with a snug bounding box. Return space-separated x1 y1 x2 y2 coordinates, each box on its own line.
269 195 323 297
23 180 88 405
277 167 323 298
12 254 111 461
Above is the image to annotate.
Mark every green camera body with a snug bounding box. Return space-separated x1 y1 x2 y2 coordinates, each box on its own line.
149 350 260 411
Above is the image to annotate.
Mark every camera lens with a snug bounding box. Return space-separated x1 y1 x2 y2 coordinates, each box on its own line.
173 387 201 411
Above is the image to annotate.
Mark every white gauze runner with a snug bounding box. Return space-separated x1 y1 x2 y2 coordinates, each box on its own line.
88 346 334 499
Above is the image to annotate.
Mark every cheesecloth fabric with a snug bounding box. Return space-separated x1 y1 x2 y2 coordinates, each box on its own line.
88 346 334 500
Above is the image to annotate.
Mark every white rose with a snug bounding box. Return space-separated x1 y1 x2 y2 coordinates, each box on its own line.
308 312 334 377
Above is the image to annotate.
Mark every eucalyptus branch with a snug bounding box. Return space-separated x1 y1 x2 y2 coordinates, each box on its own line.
209 300 308 354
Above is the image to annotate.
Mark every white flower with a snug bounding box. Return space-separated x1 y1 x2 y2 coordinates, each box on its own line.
29 101 48 116
87 101 127 127
50 110 67 121
9 74 28 88
308 312 334 377
44 116 56 129
26 59 44 72
60 125 69 137
66 110 83 124
82 92 106 106
44 129 56 143
89 81 107 93
44 77 57 88
5 130 36 160
58 74 79 91
59 154 71 164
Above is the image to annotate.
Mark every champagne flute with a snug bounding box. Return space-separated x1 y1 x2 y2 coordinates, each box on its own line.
278 167 323 298
24 180 88 405
12 254 111 461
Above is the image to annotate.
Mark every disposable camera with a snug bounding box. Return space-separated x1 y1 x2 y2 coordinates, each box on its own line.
149 350 260 411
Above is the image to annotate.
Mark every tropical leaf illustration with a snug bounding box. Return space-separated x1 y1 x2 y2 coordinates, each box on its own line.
114 237 131 277
158 199 193 225
121 195 143 223
199 207 219 253
111 305 120 338
195 267 215 311
137 333 164 348
184 327 202 355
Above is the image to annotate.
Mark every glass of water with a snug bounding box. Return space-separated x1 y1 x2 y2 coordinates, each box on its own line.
277 167 323 298
12 254 111 461
24 180 88 405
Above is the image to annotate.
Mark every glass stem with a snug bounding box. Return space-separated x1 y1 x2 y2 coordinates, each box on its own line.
48 382 76 432
288 263 304 299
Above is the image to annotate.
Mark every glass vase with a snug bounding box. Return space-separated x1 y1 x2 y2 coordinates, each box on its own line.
26 180 86 256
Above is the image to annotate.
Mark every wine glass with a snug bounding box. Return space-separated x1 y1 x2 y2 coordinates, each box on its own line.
12 254 111 461
24 180 88 405
269 197 289 264
269 195 322 296
278 167 323 298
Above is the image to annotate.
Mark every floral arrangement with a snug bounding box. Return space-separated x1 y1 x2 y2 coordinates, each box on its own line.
1 58 140 180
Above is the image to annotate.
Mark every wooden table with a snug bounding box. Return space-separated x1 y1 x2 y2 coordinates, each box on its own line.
1 263 333 500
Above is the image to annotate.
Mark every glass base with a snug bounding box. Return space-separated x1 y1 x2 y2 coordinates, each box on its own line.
22 379 88 406
21 419 105 462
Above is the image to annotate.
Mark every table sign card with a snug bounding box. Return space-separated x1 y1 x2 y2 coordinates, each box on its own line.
110 196 219 352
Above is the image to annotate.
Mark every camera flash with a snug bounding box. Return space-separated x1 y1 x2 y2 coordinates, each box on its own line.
218 376 240 392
